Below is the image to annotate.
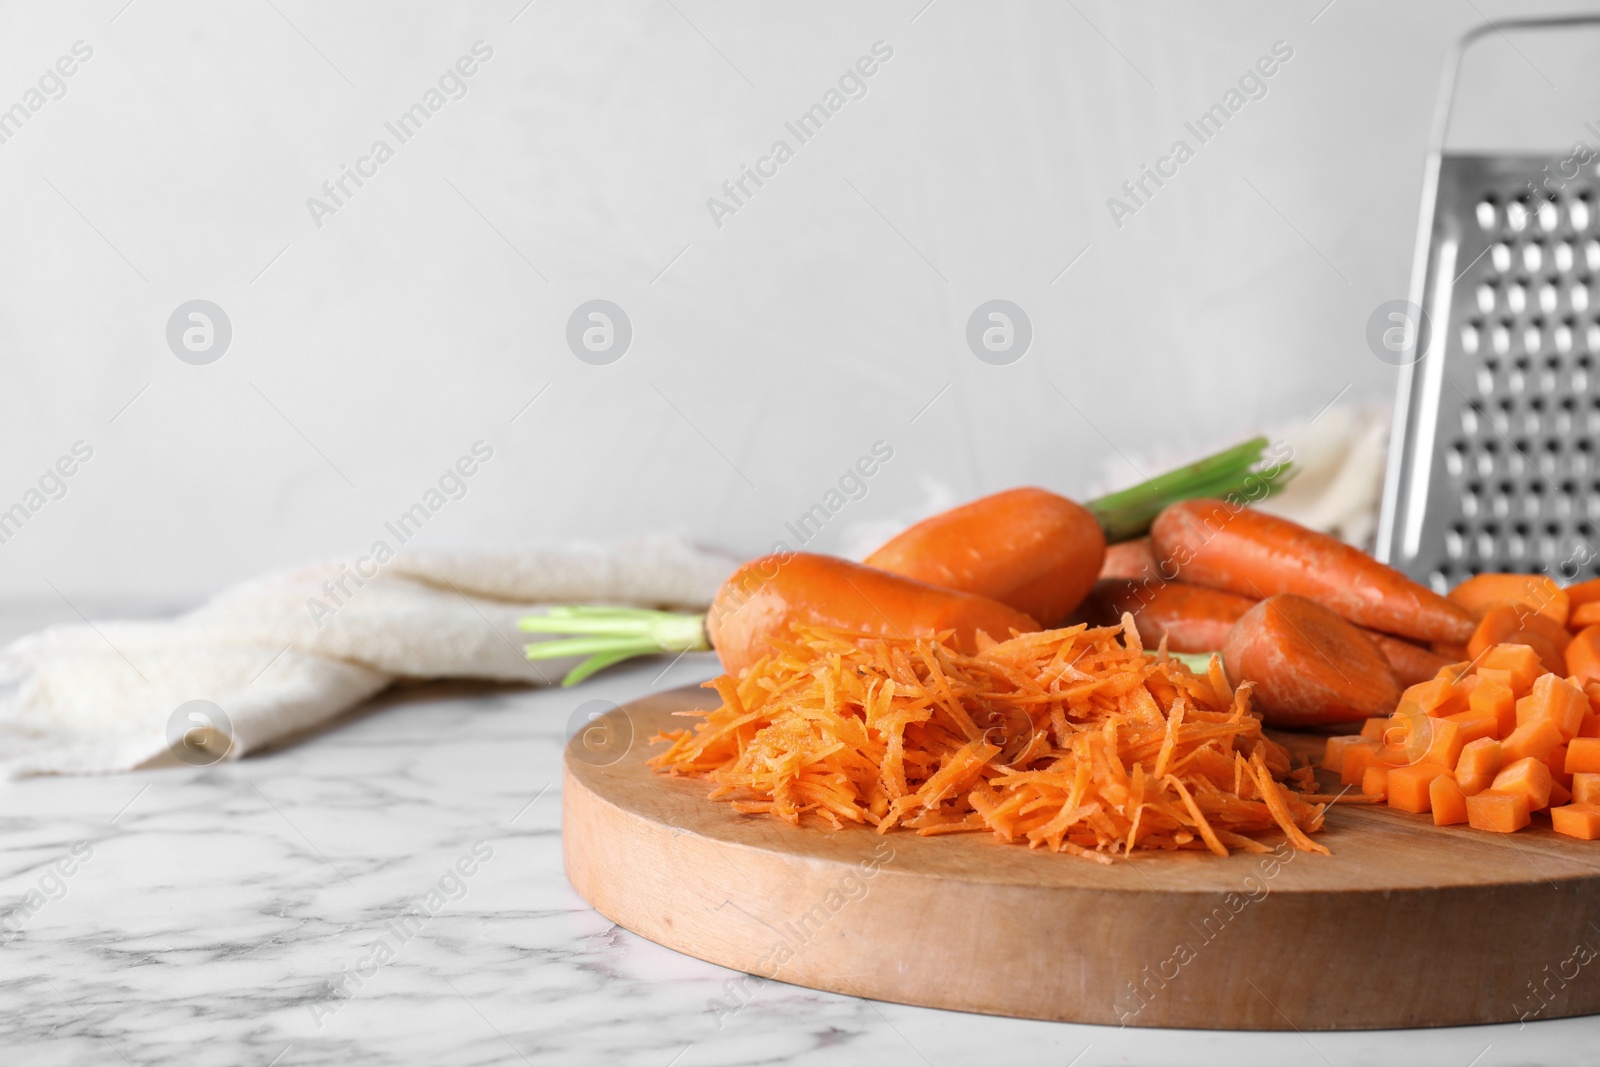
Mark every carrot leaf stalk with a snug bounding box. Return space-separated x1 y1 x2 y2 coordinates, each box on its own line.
1085 436 1293 544
520 606 709 686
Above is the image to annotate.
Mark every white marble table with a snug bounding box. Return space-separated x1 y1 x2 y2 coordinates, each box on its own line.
3 653 1596 1066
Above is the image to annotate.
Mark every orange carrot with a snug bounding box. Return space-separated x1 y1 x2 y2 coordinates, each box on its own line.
1467 790 1531 832
1388 764 1447 813
1099 538 1158 580
1221 594 1401 726
1551 803 1600 840
650 618 1328 859
1574 773 1600 804
1574 602 1600 630
1077 579 1255 653
1567 738 1600 775
1151 500 1475 644
1364 631 1453 687
1455 737 1502 795
865 488 1105 626
705 554 1039 676
1491 757 1554 811
1568 627 1600 687
1467 604 1570 673
1448 573 1569 627
1430 774 1469 825
522 553 1037 684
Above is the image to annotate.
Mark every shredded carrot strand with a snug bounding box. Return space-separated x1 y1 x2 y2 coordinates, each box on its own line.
648 619 1327 861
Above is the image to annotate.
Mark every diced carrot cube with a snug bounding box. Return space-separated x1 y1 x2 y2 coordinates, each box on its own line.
1322 734 1366 773
1450 573 1570 627
1417 716 1464 768
1362 762 1391 800
1566 737 1600 774
1476 667 1514 688
1574 602 1600 630
1519 673 1589 740
1430 773 1469 825
1388 764 1448 813
1445 707 1499 745
1568 627 1600 687
1573 772 1600 805
1360 717 1389 741
1480 645 1545 695
1491 757 1555 811
1581 712 1600 738
1340 740 1379 786
1466 790 1532 832
1469 681 1517 737
1544 744 1575 790
1401 678 1465 716
1550 780 1573 808
1501 717 1565 764
1456 737 1503 796
1550 802 1600 840
1566 577 1600 611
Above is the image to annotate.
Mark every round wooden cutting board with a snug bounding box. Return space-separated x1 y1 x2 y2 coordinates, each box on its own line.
563 685 1600 1030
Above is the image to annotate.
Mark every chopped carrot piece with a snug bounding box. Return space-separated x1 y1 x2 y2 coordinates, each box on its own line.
1491 757 1555 811
1403 715 1463 768
1550 780 1573 808
1581 712 1600 738
1566 737 1600 775
1468 680 1517 737
1565 577 1600 612
1340 739 1379 785
1362 762 1391 800
1573 601 1600 630
1322 733 1367 773
1573 772 1600 805
1502 717 1565 764
1388 764 1448 813
1360 717 1389 741
1400 678 1460 716
1568 627 1600 687
1521 673 1589 740
1430 773 1469 825
1449 573 1569 627
1455 737 1502 796
1544 744 1575 790
1550 802 1600 840
1466 790 1532 832
1444 707 1499 745
1479 645 1544 695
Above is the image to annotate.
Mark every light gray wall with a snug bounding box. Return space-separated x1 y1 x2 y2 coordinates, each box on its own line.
1 0 1590 608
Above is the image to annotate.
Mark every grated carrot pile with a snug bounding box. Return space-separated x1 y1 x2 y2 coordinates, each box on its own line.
648 616 1330 863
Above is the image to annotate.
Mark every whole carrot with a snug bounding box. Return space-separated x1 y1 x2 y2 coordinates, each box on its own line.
865 488 1104 627
1223 594 1402 726
706 554 1038 675
521 552 1038 683
1099 538 1158 580
1363 631 1451 687
1078 578 1255 653
867 438 1293 625
1151 499 1475 645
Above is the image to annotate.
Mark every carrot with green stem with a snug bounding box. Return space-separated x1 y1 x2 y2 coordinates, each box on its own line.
525 439 1291 684
865 436 1292 625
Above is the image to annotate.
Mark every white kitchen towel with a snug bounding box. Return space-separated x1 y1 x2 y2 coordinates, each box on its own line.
0 537 737 776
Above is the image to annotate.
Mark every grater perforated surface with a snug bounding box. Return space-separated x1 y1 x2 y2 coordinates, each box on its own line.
1383 154 1600 592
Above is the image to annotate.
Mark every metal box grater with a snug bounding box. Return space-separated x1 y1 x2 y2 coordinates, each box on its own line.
1378 17 1600 592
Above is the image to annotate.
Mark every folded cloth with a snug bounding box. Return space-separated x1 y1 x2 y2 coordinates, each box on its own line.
0 537 737 776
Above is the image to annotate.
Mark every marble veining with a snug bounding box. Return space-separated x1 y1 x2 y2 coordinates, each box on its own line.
1 654 1595 1066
